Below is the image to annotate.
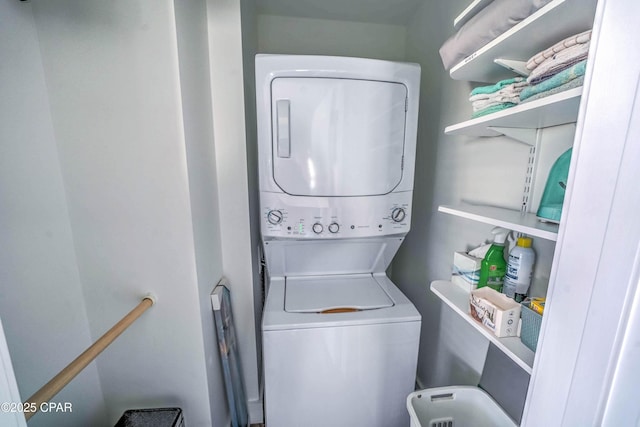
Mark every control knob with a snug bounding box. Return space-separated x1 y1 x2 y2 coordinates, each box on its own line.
328 222 340 233
312 223 324 234
267 209 284 225
391 207 406 223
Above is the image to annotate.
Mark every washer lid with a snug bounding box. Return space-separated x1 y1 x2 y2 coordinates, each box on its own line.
285 274 394 313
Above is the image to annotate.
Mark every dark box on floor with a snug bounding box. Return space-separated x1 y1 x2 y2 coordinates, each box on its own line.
115 407 184 427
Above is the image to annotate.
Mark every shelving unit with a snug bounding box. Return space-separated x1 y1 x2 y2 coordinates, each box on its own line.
453 0 493 30
438 204 559 241
435 0 597 374
450 0 597 83
445 86 582 138
431 280 535 374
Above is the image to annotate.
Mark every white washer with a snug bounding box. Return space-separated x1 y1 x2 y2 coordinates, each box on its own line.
256 55 421 427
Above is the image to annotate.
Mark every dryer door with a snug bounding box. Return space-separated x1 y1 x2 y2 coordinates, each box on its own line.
271 77 407 197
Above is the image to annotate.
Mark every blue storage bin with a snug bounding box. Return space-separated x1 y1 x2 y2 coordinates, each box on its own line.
520 301 542 351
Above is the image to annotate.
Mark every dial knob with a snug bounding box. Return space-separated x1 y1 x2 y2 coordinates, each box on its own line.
328 222 340 233
267 209 283 225
391 207 406 223
312 223 324 234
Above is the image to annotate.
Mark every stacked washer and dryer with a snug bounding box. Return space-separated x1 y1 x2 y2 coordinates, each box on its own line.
256 55 422 427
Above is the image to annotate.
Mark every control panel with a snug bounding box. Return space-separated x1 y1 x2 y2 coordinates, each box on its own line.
260 191 412 239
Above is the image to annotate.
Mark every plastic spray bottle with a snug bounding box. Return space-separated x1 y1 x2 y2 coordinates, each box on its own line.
503 237 536 302
477 227 510 292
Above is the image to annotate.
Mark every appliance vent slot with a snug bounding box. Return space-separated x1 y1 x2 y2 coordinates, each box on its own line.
430 418 454 427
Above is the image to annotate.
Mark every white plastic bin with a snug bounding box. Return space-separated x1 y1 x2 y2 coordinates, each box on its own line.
407 386 517 427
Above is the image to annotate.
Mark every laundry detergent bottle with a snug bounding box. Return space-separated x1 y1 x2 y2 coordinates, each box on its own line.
477 227 510 292
503 237 536 302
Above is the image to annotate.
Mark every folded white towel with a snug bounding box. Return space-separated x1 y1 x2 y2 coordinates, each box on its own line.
526 29 592 70
472 95 522 112
469 81 528 101
527 41 590 84
470 82 527 112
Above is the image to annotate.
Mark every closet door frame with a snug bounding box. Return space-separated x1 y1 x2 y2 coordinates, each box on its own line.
523 0 640 425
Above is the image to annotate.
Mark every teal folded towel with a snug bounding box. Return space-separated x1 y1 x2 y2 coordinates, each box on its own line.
470 77 526 96
472 102 517 118
520 60 586 101
521 75 584 103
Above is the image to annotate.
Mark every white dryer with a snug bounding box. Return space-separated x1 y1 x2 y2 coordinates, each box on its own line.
256 55 421 427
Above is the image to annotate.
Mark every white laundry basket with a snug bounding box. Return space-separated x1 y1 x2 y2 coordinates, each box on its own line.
407 386 517 427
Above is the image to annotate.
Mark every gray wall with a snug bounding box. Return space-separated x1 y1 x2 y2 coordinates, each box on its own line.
1 0 230 425
257 14 407 60
394 0 490 388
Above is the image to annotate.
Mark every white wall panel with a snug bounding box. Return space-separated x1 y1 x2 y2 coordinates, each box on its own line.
174 0 229 425
28 0 214 424
0 2 107 426
207 0 261 421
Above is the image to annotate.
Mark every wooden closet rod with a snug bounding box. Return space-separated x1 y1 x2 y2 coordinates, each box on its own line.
23 295 156 421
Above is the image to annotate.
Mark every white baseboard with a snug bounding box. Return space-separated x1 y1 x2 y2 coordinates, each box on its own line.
247 398 263 424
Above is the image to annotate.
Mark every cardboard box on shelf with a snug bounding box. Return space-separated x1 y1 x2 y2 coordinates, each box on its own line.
469 287 521 337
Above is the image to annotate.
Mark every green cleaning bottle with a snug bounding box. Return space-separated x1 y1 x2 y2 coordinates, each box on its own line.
477 227 510 292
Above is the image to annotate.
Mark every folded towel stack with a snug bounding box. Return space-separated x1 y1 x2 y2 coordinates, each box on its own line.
521 30 591 102
469 77 528 118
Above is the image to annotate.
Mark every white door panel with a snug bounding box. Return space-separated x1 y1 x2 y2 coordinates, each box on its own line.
271 78 407 196
0 317 27 427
